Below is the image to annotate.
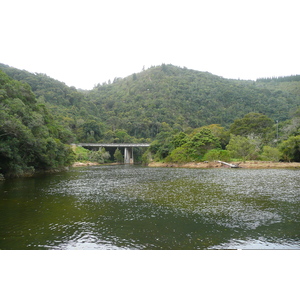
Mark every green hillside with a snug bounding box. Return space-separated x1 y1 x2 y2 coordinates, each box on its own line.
87 64 299 139
0 63 101 144
0 63 85 106
1 63 299 142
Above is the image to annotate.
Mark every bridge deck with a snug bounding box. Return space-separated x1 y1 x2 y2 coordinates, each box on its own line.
76 143 150 147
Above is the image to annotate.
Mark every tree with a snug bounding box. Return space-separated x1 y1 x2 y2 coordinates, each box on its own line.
78 120 104 142
114 148 123 163
149 130 173 160
260 146 280 161
279 135 300 162
186 128 221 160
166 128 221 162
171 131 189 148
165 145 192 163
89 147 110 163
282 108 300 139
226 135 258 161
203 149 231 161
230 113 274 139
193 124 230 149
114 130 132 143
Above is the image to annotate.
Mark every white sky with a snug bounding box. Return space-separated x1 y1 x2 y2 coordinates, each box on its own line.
1 0 299 90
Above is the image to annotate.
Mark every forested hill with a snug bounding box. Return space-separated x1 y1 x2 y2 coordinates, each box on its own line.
1 63 299 142
0 70 74 177
87 64 299 137
0 63 85 106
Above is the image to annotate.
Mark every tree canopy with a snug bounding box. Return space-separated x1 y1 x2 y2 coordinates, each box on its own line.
230 112 274 138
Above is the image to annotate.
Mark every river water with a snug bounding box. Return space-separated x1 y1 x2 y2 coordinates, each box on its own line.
0 165 299 250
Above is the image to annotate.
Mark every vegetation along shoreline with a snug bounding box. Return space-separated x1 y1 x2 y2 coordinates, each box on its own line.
71 161 300 169
1 63 300 179
148 161 300 169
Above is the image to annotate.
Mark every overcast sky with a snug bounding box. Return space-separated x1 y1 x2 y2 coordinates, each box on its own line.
2 0 299 90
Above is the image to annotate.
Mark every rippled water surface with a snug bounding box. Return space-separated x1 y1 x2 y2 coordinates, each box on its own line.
0 165 299 249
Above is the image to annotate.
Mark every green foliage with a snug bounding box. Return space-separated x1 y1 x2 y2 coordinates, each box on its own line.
256 75 300 83
165 128 221 162
114 130 133 143
281 108 300 140
165 145 192 163
114 148 123 163
74 146 110 163
171 132 190 148
141 149 152 165
2 63 300 145
77 120 104 142
226 135 258 161
0 63 85 106
260 146 280 161
185 128 221 161
0 70 75 177
203 149 231 161
230 113 274 140
73 146 90 161
195 124 230 149
89 147 110 163
150 130 174 161
279 135 300 162
86 64 299 140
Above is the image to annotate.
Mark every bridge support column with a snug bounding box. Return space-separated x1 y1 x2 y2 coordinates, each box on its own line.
124 147 134 164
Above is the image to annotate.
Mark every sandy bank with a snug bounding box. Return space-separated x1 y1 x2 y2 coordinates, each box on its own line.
72 162 100 167
72 162 121 167
148 161 300 169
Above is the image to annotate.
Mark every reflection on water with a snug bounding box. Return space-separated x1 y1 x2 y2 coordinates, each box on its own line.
209 238 300 249
0 165 299 249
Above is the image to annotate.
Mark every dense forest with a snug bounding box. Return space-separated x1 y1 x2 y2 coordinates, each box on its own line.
1 63 300 177
0 69 75 178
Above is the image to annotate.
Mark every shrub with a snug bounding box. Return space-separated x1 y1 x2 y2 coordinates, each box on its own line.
165 145 192 163
259 146 280 161
74 146 90 161
279 135 300 162
203 149 231 161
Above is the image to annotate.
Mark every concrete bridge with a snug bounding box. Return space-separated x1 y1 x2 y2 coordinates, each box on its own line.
76 143 150 164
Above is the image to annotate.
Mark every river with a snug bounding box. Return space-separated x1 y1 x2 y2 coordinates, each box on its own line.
0 165 299 250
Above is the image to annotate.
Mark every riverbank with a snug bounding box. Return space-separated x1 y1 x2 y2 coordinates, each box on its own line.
72 162 100 167
72 162 122 167
148 161 300 169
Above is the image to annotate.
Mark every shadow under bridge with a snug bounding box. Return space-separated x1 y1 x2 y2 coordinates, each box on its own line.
76 143 150 164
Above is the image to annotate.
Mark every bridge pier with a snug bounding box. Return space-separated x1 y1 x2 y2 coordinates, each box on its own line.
124 147 134 164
